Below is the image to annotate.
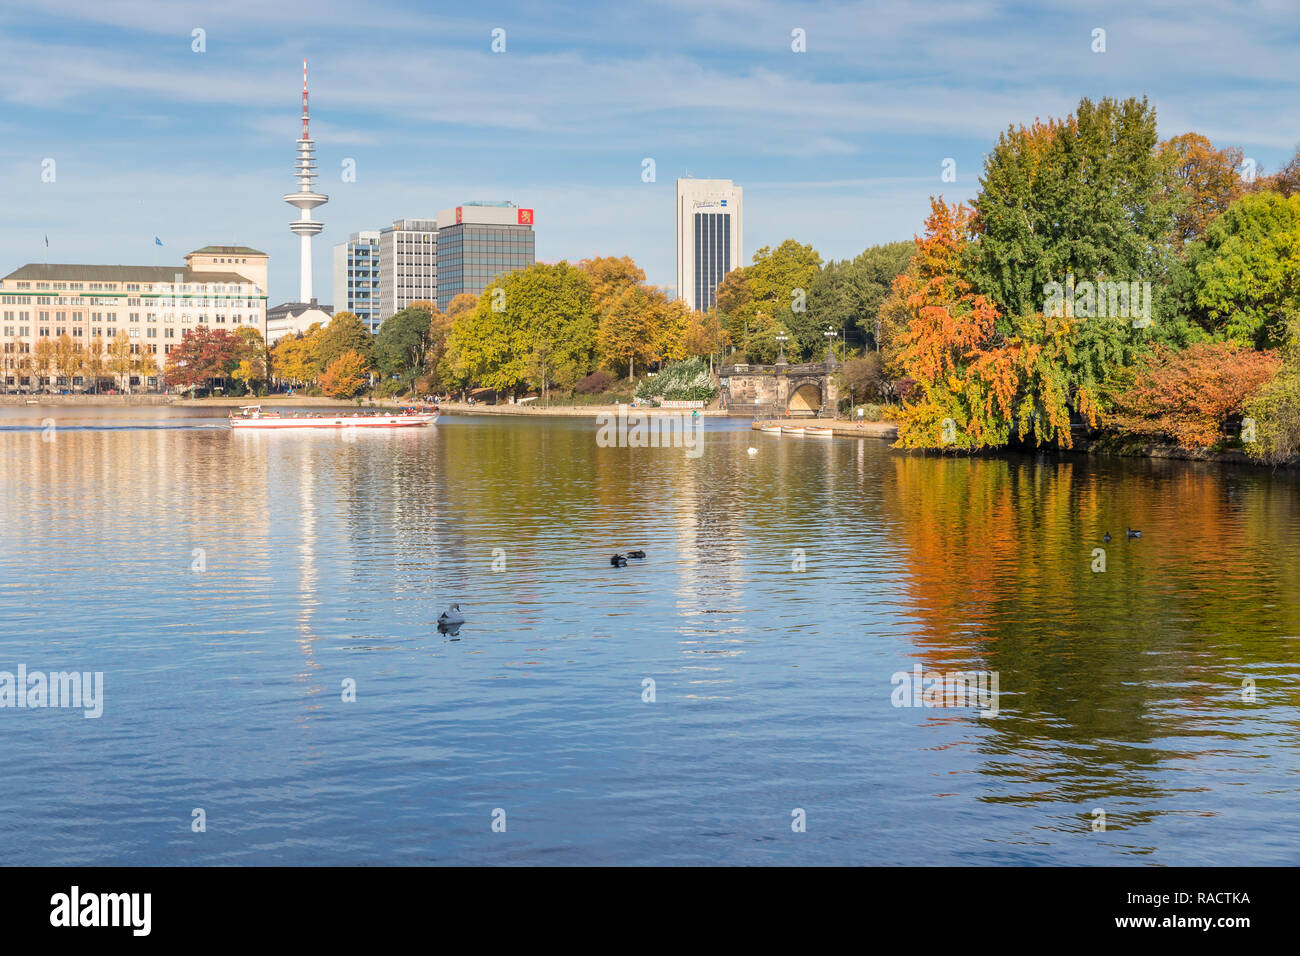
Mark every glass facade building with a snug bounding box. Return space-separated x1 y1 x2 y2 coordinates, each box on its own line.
693 212 732 313
332 230 381 331
434 204 535 313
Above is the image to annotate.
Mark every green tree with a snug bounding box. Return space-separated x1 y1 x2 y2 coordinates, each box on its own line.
446 263 597 395
744 240 824 360
969 98 1179 323
1193 191 1300 348
810 241 914 350
375 305 436 386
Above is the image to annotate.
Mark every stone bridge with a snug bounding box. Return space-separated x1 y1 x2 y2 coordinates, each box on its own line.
720 354 840 418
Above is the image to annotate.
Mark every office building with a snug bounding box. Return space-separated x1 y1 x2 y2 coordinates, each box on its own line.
675 179 743 312
433 202 535 312
333 230 380 331
377 219 437 322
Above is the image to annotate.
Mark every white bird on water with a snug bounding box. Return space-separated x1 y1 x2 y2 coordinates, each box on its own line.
747 447 758 456
438 604 465 625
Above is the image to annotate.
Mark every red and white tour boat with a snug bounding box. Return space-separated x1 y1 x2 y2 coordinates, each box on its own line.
228 405 438 430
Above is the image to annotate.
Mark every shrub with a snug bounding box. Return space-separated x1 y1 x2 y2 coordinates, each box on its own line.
634 357 717 403
1108 343 1280 448
575 370 615 394
1242 368 1300 464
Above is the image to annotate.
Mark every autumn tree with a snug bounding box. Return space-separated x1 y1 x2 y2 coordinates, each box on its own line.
231 326 268 394
270 324 323 387
1159 132 1246 248
319 349 370 399
133 342 158 390
108 331 133 392
892 199 1004 449
53 334 85 389
163 327 240 392
596 284 660 378
84 336 108 392
315 311 373 371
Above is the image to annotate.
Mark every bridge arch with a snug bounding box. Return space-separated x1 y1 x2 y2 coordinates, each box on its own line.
788 381 823 416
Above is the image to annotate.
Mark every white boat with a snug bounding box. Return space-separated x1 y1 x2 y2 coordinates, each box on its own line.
805 426 834 438
759 423 782 433
780 424 806 435
229 405 437 429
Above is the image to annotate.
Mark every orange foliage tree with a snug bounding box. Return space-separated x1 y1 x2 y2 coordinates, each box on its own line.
319 349 371 399
1108 342 1280 447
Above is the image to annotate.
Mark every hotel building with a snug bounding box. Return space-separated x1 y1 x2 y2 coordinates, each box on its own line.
675 179 743 312
1 246 268 390
332 230 381 331
377 218 437 322
433 202 535 312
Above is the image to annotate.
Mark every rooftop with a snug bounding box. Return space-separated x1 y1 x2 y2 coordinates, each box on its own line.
3 263 255 285
188 245 268 257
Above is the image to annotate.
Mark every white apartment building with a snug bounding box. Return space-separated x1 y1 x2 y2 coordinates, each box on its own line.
1 245 268 390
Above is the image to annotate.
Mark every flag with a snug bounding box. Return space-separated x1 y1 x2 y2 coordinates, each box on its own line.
44 235 48 247
155 237 163 247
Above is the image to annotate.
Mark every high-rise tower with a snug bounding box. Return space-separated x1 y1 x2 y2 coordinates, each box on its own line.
283 60 327 303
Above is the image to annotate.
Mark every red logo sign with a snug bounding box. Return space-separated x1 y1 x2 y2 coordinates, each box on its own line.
517 208 534 225
455 207 463 224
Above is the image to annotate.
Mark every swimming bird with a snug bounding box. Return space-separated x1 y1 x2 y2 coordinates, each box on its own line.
611 553 628 567
1127 528 1143 539
747 447 758 456
438 603 465 625
1103 532 1111 543
627 550 646 559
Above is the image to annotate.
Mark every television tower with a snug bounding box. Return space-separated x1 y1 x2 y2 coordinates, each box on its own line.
283 59 327 303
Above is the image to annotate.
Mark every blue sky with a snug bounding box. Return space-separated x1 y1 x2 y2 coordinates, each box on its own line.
2 0 1298 305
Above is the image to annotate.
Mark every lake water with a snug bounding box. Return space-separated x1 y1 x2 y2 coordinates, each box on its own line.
2 406 1299 865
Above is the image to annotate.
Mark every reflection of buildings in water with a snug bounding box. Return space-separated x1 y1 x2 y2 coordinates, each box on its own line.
337 431 459 596
669 447 749 684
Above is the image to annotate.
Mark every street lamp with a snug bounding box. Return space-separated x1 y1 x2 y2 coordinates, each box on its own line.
775 330 788 364
823 326 836 361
